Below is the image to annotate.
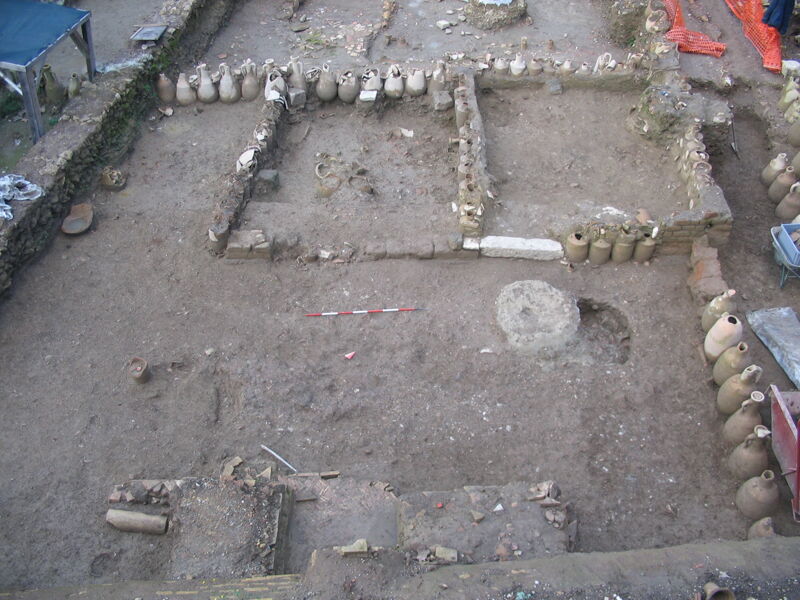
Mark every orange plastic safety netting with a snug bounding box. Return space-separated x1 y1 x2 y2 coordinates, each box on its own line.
723 0 782 72
663 0 727 57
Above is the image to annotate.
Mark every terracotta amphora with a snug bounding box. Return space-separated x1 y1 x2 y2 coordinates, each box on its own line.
712 342 749 386
727 425 770 480
156 73 176 103
747 516 777 539
384 64 404 98
717 365 763 415
315 64 337 101
176 72 196 106
196 64 218 103
701 290 737 333
704 313 742 362
768 166 797 203
565 232 589 263
337 70 359 103
776 182 800 221
722 393 765 444
588 238 611 266
735 470 780 520
218 63 240 103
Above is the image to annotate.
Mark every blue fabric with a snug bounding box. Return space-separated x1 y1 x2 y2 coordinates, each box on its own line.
763 0 795 35
0 0 89 67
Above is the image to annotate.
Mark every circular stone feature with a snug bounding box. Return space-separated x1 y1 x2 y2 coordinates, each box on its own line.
496 280 580 355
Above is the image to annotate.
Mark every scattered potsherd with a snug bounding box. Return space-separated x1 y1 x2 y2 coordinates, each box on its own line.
61 202 93 235
100 166 127 190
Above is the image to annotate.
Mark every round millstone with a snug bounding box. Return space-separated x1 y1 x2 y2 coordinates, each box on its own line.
496 280 580 356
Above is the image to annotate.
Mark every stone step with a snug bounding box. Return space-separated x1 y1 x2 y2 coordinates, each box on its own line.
276 474 399 572
0 574 302 600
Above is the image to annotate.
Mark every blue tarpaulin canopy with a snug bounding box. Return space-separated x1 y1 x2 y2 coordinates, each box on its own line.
0 0 96 142
0 0 90 67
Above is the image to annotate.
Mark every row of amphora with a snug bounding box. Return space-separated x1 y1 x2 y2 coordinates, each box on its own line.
761 151 800 222
778 76 800 134
481 51 644 77
672 123 717 205
701 292 782 534
155 58 451 106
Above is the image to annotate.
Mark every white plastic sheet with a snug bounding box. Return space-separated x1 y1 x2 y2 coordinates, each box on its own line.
0 174 43 220
747 307 800 389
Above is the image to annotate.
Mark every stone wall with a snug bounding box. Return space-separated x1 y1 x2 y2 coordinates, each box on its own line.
207 101 284 255
0 0 242 296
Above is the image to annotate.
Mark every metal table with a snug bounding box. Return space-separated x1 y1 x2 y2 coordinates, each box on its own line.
0 0 96 143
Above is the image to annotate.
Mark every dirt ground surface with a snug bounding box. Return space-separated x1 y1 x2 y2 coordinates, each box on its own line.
204 0 610 72
479 86 687 238
243 100 457 246
3 0 800 595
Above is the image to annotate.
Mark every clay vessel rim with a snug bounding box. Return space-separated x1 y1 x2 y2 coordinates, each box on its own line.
128 357 148 373
754 424 771 437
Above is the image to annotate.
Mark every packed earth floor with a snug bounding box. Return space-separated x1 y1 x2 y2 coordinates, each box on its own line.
2 0 800 595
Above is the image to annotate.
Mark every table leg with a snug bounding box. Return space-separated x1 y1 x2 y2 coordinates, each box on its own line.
20 67 44 143
82 20 97 82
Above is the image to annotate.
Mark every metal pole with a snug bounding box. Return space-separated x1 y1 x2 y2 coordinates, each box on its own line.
260 444 298 473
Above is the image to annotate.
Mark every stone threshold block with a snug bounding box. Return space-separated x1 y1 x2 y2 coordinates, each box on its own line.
479 236 563 260
225 229 272 259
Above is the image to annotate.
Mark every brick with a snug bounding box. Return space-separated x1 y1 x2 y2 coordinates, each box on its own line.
462 236 480 251
658 242 692 255
385 240 410 259
706 228 731 248
412 238 434 259
434 545 458 563
433 237 475 259
287 87 306 107
225 243 251 260
362 241 386 261
688 267 729 304
479 236 563 260
447 232 463 250
432 236 457 258
338 538 369 557
253 239 273 259
225 229 267 259
432 90 454 111
690 235 718 267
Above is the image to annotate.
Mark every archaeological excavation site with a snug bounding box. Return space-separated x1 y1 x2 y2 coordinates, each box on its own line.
3 0 800 598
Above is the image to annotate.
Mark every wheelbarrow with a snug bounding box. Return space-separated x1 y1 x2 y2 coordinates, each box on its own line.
768 385 800 521
770 224 800 288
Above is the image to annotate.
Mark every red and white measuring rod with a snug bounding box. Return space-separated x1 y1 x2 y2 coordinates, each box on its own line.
304 308 427 317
